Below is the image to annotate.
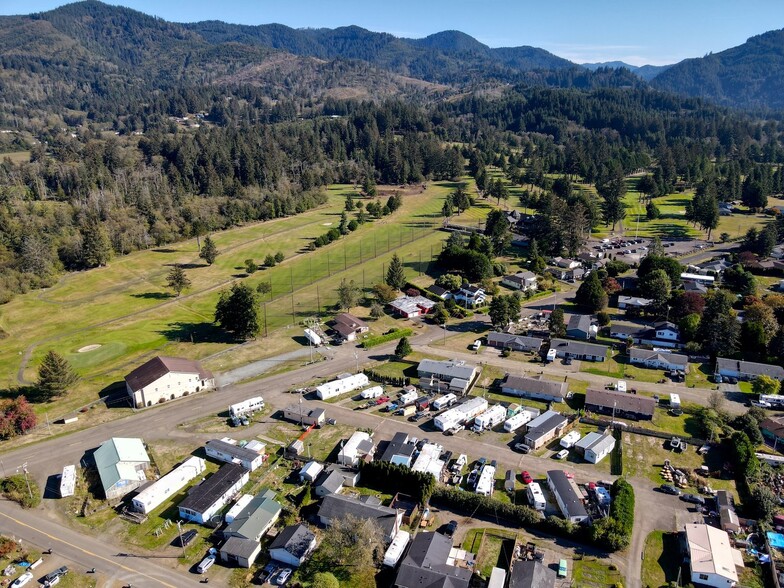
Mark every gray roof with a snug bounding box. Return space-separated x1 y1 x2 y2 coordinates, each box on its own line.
179 463 248 514
610 324 646 338
629 348 688 368
206 439 262 463
502 375 567 400
487 332 543 350
716 358 784 379
223 489 281 540
583 434 615 456
618 296 652 307
509 561 556 588
417 359 477 381
395 532 472 588
220 536 260 560
547 470 588 519
315 468 346 494
549 339 608 358
380 436 416 463
585 388 656 417
318 494 399 538
567 314 591 332
269 524 316 560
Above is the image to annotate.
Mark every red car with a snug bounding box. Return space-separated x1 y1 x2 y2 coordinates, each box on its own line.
521 471 533 485
376 395 390 405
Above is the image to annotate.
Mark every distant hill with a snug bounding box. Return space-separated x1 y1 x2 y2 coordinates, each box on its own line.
582 61 672 81
651 28 784 109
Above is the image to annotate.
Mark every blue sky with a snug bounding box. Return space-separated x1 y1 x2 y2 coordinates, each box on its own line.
3 0 784 66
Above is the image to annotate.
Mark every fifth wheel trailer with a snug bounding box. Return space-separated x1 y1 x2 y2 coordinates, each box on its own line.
434 397 488 431
471 405 507 433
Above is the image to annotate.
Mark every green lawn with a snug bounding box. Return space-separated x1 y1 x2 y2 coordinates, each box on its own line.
581 351 667 384
572 557 623 588
642 531 682 588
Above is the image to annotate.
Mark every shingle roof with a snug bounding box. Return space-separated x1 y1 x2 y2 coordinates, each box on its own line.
547 470 588 519
125 356 212 392
333 313 368 331
487 332 543 350
550 339 609 358
629 348 688 368
179 463 247 514
395 532 472 588
716 358 784 379
508 561 556 588
567 314 591 332
206 439 262 463
318 494 399 538
502 375 567 400
762 416 784 438
269 524 316 559
417 359 477 381
220 536 260 560
585 388 656 417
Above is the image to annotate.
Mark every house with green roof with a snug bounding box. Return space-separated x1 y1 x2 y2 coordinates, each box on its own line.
94 437 150 500
219 489 282 568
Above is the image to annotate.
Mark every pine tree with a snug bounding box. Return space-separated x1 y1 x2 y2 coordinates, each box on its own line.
166 264 191 296
385 253 406 290
81 219 112 268
37 350 79 400
199 236 219 265
395 337 412 358
575 272 608 312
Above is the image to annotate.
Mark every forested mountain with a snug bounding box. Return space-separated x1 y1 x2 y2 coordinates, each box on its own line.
582 61 672 81
651 28 784 109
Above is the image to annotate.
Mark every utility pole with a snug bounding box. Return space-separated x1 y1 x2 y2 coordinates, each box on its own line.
354 351 359 373
176 521 186 559
17 463 32 501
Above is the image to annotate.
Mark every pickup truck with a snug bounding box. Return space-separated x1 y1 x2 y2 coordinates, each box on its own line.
386 402 399 412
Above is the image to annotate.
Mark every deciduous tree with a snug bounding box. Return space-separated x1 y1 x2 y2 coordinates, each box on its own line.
336 279 361 311
214 282 260 340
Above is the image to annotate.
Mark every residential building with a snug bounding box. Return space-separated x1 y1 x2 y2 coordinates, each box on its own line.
523 410 568 449
453 283 486 308
551 257 581 269
282 404 326 426
205 439 266 472
642 321 681 348
317 494 402 542
393 532 473 588
330 313 369 343
314 465 360 497
546 470 589 523
388 295 436 318
501 271 538 292
501 374 567 403
132 456 206 515
716 491 741 534
681 273 716 285
574 432 616 464
390 494 419 526
684 281 709 294
411 443 446 479
486 332 544 353
298 461 324 483
715 358 784 381
418 359 478 395
94 437 150 501
566 314 593 339
337 431 375 466
684 523 743 587
222 489 281 542
549 339 608 362
427 285 452 300
125 356 214 409
629 348 689 372
379 432 417 467
761 416 784 448
220 537 261 569
617 296 652 310
178 463 249 525
608 324 646 342
269 524 317 568
315 373 369 400
584 388 655 421
508 561 556 588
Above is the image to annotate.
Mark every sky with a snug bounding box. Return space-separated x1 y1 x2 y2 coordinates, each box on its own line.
2 0 784 66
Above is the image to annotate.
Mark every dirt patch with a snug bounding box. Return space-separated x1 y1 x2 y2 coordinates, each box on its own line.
77 344 102 353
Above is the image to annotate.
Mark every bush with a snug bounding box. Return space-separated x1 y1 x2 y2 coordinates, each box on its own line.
360 328 413 348
0 474 41 509
431 486 542 527
360 462 436 503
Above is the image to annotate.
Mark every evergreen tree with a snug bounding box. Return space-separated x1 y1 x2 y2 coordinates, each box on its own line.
214 282 260 340
575 272 608 312
81 219 112 268
166 264 191 296
385 253 406 289
274 251 285 263
345 194 355 211
199 236 219 265
549 308 567 338
698 290 740 359
528 239 546 274
485 209 512 255
441 197 453 220
37 350 79 400
264 254 277 267
395 337 412 358
639 269 671 316
336 278 361 311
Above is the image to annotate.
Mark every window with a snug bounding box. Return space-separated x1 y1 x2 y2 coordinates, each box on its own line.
699 574 709 581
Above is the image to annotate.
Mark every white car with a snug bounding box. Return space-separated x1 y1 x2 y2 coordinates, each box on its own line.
554 449 569 460
196 553 216 574
277 568 292 585
11 572 33 588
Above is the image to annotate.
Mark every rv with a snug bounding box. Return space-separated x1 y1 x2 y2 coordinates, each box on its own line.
304 328 322 347
434 397 488 431
472 405 507 433
560 430 581 449
399 390 418 406
471 339 482 351
432 393 457 411
503 410 535 433
383 530 410 567
546 348 557 363
669 393 681 409
229 396 265 418
475 464 496 496
617 380 627 394
527 482 546 510
360 386 384 399
59 465 76 498
399 405 417 417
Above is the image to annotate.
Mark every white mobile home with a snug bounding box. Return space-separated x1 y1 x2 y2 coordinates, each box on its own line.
432 393 457 411
475 464 496 496
205 439 266 472
229 396 265 418
433 397 488 431
360 386 384 399
503 409 539 433
132 456 206 515
316 373 369 400
472 405 507 433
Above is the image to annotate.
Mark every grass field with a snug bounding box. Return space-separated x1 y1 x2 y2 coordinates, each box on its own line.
0 181 478 423
642 530 682 588
572 557 623 588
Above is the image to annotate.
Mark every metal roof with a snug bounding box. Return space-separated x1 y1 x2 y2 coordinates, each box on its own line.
223 489 281 540
502 375 567 400
94 438 149 494
178 463 247 514
125 356 213 392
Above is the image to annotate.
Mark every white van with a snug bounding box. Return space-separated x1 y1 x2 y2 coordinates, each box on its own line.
197 550 217 574
471 339 482 351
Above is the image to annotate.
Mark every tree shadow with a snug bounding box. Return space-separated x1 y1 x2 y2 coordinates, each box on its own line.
232 273 249 279
157 321 236 344
0 385 38 402
163 262 205 270
130 292 172 300
152 248 178 253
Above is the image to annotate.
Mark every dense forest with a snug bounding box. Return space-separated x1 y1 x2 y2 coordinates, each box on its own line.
1 2 784 304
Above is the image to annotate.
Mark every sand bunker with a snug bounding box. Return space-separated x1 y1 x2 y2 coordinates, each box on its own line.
77 344 102 353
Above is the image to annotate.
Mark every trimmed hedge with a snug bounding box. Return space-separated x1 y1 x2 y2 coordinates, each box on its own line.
360 461 436 503
362 369 410 387
360 328 413 349
431 486 542 527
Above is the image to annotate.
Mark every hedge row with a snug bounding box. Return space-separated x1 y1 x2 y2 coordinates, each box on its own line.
431 486 542 527
359 461 436 503
594 478 635 551
360 328 413 349
362 370 410 387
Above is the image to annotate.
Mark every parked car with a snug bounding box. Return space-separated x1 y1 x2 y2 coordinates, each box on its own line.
521 471 533 484
466 469 479 486
554 449 569 460
10 573 33 588
444 520 458 537
276 568 293 585
514 443 531 454
43 567 69 584
681 494 706 505
173 529 197 548
196 550 217 574
376 395 390 405
659 484 681 496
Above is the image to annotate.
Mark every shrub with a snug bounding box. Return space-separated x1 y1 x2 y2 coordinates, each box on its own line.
360 328 413 349
360 462 436 503
431 486 542 527
0 474 41 509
